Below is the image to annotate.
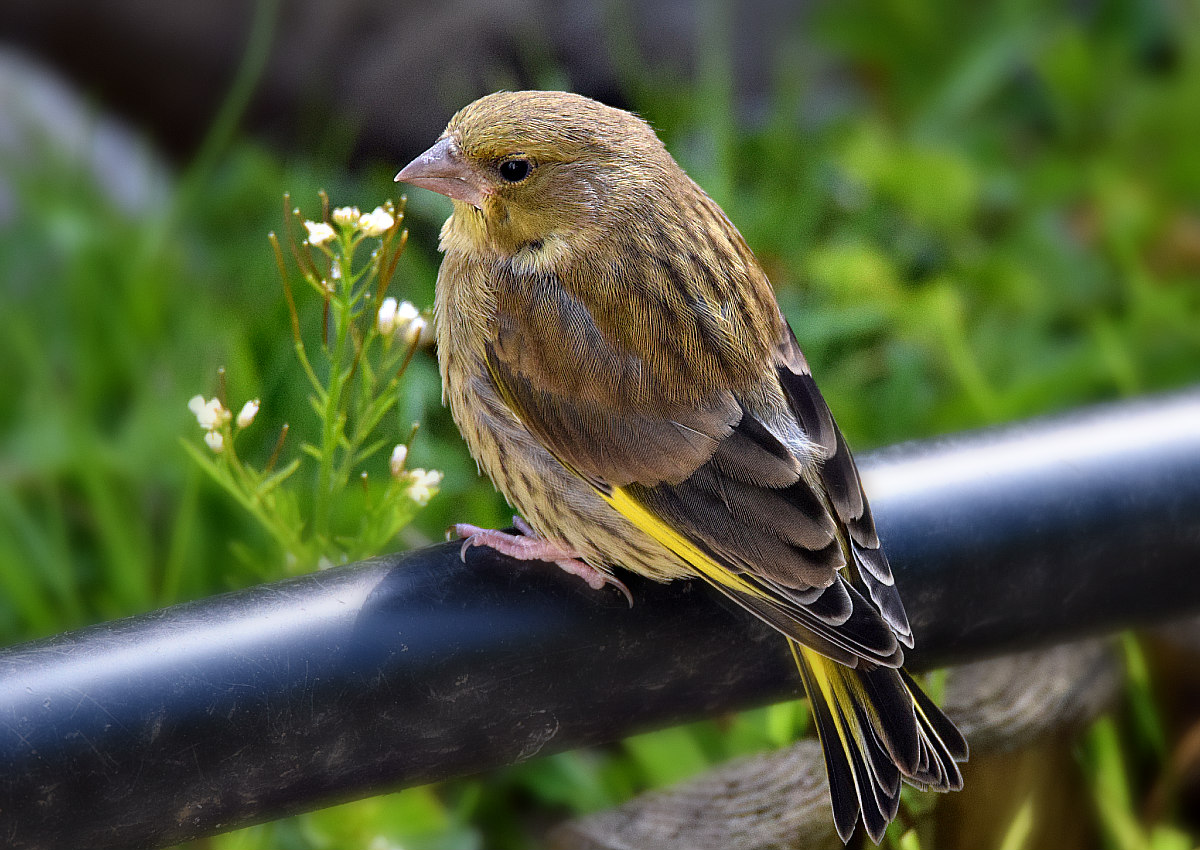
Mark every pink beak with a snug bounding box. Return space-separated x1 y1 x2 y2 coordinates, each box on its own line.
395 137 488 209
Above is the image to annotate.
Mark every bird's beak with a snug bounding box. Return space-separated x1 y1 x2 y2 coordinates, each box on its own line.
395 137 488 209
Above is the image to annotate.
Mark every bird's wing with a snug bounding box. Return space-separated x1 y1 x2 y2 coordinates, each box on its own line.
770 326 914 653
484 263 910 669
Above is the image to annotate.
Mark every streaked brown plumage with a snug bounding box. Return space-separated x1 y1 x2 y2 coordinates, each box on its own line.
397 90 967 843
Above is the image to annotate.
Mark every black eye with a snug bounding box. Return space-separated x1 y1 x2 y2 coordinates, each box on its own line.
499 158 531 182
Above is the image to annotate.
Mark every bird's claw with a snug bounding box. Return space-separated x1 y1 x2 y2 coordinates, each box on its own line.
452 523 488 563
450 519 633 606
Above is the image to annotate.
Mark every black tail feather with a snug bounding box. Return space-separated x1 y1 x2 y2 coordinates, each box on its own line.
796 645 968 844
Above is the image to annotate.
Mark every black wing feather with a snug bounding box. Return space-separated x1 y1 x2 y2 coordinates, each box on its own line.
776 327 911 644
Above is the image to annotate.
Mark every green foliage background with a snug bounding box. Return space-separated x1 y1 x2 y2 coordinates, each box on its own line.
1 1 1198 848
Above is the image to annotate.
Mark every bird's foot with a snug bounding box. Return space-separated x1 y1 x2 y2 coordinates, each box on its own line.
452 517 633 606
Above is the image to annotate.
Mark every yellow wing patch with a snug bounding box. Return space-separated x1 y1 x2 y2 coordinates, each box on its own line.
487 351 770 605
602 485 769 600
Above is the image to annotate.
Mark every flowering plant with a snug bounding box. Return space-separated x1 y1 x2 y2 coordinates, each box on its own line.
182 194 440 573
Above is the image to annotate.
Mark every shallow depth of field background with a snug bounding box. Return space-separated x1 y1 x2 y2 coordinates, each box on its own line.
2 1 1200 848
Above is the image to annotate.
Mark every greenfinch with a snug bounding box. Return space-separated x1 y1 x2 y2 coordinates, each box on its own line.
396 90 966 844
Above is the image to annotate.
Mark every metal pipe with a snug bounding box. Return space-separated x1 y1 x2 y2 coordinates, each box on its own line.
2 388 1199 850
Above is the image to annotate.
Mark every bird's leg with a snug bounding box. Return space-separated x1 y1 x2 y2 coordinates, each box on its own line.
453 516 633 605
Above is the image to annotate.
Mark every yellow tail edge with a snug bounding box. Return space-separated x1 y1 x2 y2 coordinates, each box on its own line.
793 644 968 844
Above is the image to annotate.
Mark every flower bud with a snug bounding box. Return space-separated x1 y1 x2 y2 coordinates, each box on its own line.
389 444 408 477
377 297 399 335
236 399 260 429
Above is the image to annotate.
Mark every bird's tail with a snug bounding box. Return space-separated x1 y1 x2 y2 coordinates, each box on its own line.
794 643 968 844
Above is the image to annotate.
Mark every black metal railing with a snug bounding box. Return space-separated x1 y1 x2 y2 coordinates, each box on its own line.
2 388 1199 850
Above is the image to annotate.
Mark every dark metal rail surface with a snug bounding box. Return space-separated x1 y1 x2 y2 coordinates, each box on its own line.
2 388 1199 849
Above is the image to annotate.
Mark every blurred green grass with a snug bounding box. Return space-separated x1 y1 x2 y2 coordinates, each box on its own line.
2 0 1199 848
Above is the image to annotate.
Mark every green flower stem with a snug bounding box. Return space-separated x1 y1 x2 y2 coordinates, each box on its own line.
313 292 352 548
180 440 305 558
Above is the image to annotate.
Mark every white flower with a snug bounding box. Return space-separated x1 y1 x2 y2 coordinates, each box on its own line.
332 206 361 227
395 300 419 325
303 220 336 246
405 316 427 347
211 399 232 427
204 430 225 453
389 444 408 477
191 396 230 430
359 206 395 237
417 316 435 345
377 297 399 335
389 300 422 341
405 468 443 505
236 399 260 429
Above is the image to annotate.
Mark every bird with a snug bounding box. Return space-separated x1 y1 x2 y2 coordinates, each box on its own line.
395 90 967 843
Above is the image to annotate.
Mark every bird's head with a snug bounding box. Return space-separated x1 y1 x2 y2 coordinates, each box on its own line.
396 91 675 258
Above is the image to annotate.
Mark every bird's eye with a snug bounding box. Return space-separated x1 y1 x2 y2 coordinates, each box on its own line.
498 158 532 183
